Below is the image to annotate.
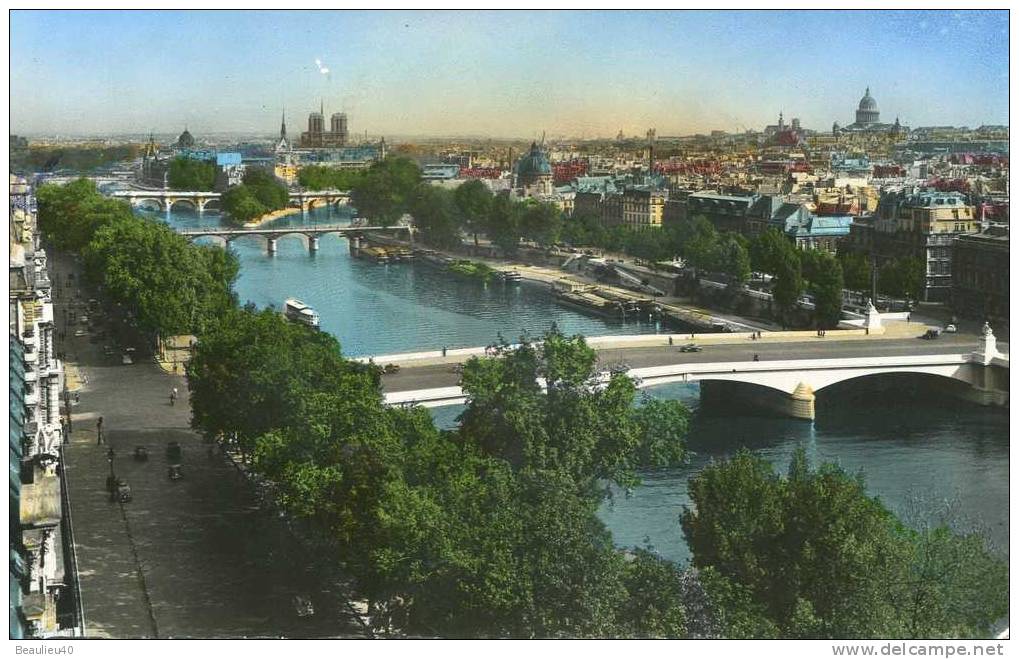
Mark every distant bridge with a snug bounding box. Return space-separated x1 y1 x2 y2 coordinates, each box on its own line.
111 189 351 213
178 224 412 253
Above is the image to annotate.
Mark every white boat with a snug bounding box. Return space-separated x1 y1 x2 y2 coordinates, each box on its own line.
283 298 320 328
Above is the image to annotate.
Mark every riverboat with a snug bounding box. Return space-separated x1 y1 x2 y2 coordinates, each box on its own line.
283 298 320 328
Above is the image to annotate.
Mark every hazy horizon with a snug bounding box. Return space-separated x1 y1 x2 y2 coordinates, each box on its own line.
10 10 1010 139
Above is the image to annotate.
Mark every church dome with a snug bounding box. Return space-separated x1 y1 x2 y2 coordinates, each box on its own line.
858 87 878 112
516 142 552 178
177 128 195 149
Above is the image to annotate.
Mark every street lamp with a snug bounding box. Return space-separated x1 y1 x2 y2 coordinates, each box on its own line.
107 447 115 478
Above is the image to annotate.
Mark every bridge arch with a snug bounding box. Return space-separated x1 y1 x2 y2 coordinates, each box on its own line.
134 198 165 212
167 198 200 212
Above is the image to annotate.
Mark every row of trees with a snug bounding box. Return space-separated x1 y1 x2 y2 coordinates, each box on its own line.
838 251 926 302
297 165 366 191
189 318 695 636
36 179 239 337
168 156 217 191
187 308 1006 638
220 168 289 225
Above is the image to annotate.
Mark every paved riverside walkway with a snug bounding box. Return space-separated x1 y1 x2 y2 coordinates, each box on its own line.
51 250 367 639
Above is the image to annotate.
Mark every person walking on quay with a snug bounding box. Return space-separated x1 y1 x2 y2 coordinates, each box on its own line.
170 387 178 406
96 416 104 445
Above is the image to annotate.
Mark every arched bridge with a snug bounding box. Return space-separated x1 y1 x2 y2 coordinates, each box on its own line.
376 331 1009 420
111 190 222 213
290 189 350 211
178 224 413 253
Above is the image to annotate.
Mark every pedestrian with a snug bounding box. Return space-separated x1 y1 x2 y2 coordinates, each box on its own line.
96 416 104 445
442 346 447 357
668 336 673 346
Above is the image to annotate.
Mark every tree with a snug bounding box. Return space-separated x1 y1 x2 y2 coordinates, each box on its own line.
749 227 794 275
409 184 461 249
669 215 719 270
298 165 364 191
220 185 266 224
350 157 421 226
771 253 803 327
717 234 752 288
168 157 217 191
837 250 871 296
802 250 844 329
682 448 1007 638
879 257 925 302
453 179 493 245
487 194 522 254
518 201 563 248
242 167 289 211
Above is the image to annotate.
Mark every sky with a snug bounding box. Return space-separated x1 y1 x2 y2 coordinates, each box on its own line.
9 9 1010 139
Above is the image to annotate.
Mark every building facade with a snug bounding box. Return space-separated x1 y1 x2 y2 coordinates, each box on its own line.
952 227 1009 323
299 104 349 148
9 176 68 637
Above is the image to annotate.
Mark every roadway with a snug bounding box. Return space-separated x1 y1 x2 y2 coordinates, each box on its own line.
380 333 999 395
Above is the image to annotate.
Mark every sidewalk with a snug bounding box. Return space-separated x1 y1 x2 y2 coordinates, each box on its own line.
50 248 368 639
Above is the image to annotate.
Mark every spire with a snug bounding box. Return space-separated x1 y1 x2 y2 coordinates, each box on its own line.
280 108 287 138
320 98 324 116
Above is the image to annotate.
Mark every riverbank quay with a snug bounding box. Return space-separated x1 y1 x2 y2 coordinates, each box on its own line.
364 232 774 332
49 248 368 639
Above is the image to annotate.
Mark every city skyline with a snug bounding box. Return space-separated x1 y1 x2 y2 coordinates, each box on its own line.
10 9 1010 139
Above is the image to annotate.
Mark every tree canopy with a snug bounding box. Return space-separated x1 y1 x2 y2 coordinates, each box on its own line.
168 157 217 191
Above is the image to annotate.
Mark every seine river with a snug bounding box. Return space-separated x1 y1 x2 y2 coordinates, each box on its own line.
154 206 1009 563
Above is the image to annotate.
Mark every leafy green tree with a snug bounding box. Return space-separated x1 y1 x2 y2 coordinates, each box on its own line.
631 397 688 467
682 449 1007 639
669 215 719 270
453 179 493 245
242 167 289 210
298 165 364 191
837 250 872 295
220 185 266 224
560 212 609 248
519 201 563 248
487 194 522 254
37 179 134 251
771 253 803 327
350 157 421 226
409 184 461 249
749 227 794 275
718 234 752 288
880 257 926 302
803 250 844 329
168 157 217 191
616 548 690 638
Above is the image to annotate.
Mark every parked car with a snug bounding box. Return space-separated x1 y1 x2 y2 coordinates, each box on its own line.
133 446 148 461
944 324 958 333
111 479 132 503
680 343 703 353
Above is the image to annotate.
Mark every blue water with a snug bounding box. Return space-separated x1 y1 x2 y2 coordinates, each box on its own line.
148 205 1009 565
152 205 668 357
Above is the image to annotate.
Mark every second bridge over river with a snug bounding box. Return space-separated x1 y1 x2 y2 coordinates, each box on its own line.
178 224 413 253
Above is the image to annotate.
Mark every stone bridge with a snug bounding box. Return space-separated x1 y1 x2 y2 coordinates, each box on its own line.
178 224 413 253
377 330 1009 420
111 190 222 213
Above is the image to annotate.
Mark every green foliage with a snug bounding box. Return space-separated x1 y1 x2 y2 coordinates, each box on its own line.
36 179 238 338
668 215 719 270
189 319 695 638
453 179 493 243
749 227 795 275
487 194 523 254
297 165 364 191
837 250 872 294
682 449 1007 639
408 184 461 249
801 250 845 328
350 157 421 226
167 157 216 191
717 234 752 288
560 212 610 248
518 201 563 247
10 144 143 174
220 170 288 225
771 254 803 326
631 397 688 468
879 257 926 301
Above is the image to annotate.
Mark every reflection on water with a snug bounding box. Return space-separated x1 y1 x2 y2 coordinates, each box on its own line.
431 383 1008 564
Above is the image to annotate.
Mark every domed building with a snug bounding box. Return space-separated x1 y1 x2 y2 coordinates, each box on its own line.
176 127 196 150
841 87 908 134
855 87 880 126
515 141 553 197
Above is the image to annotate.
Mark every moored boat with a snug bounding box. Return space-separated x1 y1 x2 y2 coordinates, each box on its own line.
283 298 320 328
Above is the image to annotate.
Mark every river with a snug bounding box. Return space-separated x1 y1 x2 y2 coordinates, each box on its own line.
152 205 1009 563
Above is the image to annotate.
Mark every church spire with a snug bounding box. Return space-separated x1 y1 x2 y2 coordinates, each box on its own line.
280 108 287 138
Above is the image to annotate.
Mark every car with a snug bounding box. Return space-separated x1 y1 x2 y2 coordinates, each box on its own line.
133 446 148 461
121 353 133 365
680 343 703 353
921 328 941 340
944 324 958 333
